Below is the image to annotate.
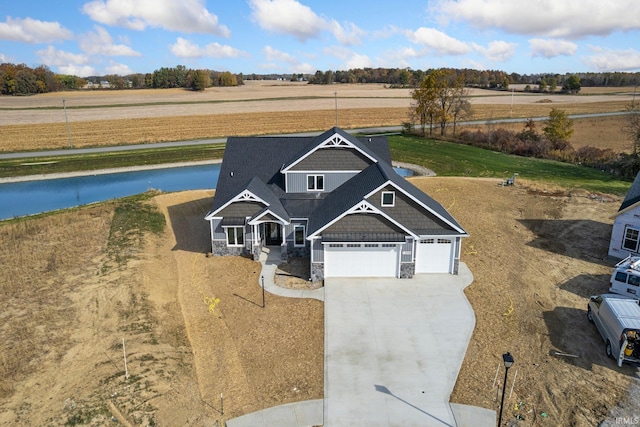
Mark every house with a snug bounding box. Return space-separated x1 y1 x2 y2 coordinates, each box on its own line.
609 172 640 259
204 127 468 281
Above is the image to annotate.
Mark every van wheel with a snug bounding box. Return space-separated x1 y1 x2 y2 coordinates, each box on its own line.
606 340 614 359
587 307 594 323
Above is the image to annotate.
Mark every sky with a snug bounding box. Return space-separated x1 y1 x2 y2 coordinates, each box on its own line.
1 0 640 78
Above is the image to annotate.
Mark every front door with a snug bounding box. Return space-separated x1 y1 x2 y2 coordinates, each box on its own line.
265 223 282 246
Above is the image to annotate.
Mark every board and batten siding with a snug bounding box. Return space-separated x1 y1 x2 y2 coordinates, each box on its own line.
211 218 225 240
311 239 324 262
285 172 358 193
609 208 640 258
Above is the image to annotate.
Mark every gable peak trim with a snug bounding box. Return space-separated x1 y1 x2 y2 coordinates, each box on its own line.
232 190 268 205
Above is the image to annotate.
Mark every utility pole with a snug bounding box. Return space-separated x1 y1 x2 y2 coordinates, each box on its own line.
63 99 73 148
334 91 338 127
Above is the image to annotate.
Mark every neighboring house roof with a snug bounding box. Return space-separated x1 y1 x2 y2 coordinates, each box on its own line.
617 171 640 214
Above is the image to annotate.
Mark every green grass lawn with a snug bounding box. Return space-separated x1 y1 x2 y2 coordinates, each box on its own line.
0 133 632 196
389 134 631 196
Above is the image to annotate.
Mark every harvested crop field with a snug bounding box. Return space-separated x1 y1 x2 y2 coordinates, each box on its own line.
0 82 636 152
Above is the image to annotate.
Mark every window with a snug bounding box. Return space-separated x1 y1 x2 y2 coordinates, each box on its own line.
615 271 628 283
294 225 305 246
623 227 640 252
307 174 324 191
381 191 395 207
629 274 640 287
226 226 244 246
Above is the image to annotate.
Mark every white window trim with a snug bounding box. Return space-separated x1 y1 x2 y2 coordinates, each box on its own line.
294 224 306 247
381 191 395 207
623 226 640 252
307 174 325 191
225 226 244 247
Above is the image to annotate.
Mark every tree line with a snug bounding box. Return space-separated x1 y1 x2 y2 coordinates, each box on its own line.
0 63 243 95
307 67 640 89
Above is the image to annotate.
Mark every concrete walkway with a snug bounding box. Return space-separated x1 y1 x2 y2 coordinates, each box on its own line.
225 251 494 427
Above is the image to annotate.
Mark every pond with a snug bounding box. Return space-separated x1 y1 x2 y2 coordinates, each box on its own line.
0 163 220 221
0 163 415 221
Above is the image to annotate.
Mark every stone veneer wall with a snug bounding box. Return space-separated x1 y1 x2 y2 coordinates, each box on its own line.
311 262 324 282
400 263 415 279
212 240 249 257
285 242 310 258
453 259 459 275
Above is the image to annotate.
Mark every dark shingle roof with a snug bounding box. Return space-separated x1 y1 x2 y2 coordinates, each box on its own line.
307 161 467 237
619 171 640 212
208 129 391 216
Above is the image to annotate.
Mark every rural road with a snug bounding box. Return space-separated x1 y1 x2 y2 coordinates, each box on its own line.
0 112 629 160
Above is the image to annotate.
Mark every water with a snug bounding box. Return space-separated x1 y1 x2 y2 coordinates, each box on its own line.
0 163 220 220
394 167 415 177
0 163 414 221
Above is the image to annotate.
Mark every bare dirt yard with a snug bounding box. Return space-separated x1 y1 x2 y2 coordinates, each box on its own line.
1 177 638 426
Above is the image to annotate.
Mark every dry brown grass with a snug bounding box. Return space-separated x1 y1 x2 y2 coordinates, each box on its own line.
0 207 112 398
0 107 408 151
461 114 631 153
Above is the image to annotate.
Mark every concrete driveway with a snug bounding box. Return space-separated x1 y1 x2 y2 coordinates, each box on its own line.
323 264 494 427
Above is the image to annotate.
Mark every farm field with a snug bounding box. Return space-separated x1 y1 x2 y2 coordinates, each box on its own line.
0 81 636 152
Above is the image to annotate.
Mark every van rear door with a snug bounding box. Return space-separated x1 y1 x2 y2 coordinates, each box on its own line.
619 334 628 367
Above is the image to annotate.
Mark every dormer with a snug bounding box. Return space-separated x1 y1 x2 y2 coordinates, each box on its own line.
280 128 380 194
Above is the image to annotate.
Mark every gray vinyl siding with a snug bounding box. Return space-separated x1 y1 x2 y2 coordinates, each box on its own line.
290 148 373 171
311 239 324 262
284 220 308 241
211 218 226 240
324 213 405 234
286 172 358 193
370 185 454 232
401 239 413 263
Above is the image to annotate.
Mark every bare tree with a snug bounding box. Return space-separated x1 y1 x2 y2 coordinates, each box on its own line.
624 102 640 155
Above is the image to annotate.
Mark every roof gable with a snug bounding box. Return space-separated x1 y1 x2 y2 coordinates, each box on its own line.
307 161 467 237
281 127 381 172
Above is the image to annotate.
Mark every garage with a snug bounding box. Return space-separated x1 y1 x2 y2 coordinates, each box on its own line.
415 238 453 274
324 243 399 277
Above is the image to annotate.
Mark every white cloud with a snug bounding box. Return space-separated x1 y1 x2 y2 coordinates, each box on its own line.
169 37 245 58
472 40 517 62
80 26 141 56
326 46 373 69
82 0 230 36
249 0 325 41
59 64 97 77
529 38 578 58
407 27 471 55
0 53 9 62
434 0 640 39
263 46 296 64
329 20 365 46
249 0 363 45
36 45 90 66
260 45 315 73
105 61 133 75
583 46 640 71
0 16 72 43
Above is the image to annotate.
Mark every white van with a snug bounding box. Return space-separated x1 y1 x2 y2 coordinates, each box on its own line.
609 256 640 299
587 293 640 367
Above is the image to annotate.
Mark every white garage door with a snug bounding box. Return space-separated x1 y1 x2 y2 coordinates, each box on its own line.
415 238 453 273
324 243 399 278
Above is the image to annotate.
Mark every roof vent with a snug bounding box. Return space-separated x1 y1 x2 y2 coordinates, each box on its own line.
230 171 234 177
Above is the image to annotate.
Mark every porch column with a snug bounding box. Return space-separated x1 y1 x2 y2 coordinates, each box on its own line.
253 223 260 246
